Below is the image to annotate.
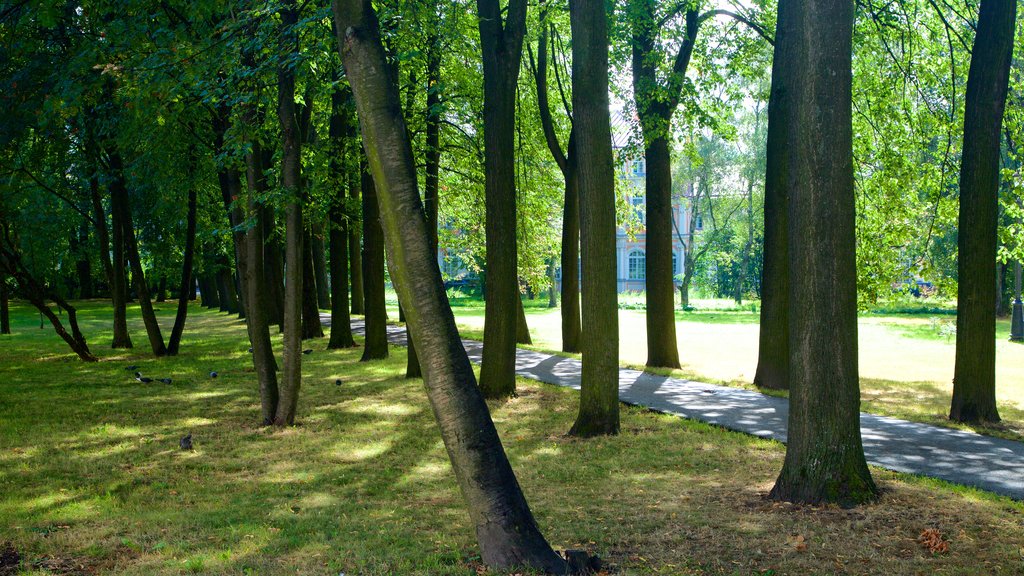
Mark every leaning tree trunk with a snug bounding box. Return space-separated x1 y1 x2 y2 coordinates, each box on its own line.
332 2 568 570
768 0 876 506
108 143 165 356
360 161 389 361
477 0 528 399
276 0 304 426
951 0 1016 424
302 228 325 339
568 0 620 438
166 181 198 355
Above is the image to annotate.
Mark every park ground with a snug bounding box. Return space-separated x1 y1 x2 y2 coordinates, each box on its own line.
419 292 1024 442
2 300 1024 575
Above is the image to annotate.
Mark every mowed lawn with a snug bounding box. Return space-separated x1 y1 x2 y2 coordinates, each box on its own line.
2 300 1024 574
436 298 1024 441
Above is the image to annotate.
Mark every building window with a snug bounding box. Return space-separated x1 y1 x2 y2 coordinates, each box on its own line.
631 196 645 225
695 214 703 231
628 250 645 280
672 251 678 274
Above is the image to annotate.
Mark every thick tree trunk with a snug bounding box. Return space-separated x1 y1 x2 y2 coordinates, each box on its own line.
302 228 325 339
754 13 792 391
768 0 876 506
276 0 304 426
166 182 197 356
515 296 532 345
360 162 389 361
109 181 132 349
263 205 286 329
218 267 239 314
155 276 166 302
1 277 9 334
477 0 528 399
952 0 1016 424
560 165 581 352
568 0 620 438
313 225 331 309
643 137 681 368
201 274 220 309
333 3 568 570
108 143 166 356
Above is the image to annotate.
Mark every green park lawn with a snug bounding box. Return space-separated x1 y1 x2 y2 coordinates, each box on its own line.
2 300 1024 574
418 293 1024 442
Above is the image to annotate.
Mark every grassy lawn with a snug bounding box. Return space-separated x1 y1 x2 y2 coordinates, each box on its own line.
423 294 1024 442
2 300 1024 574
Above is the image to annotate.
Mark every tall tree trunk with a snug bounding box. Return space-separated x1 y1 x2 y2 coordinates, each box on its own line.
754 12 792 391
952 0 1016 424
302 228 325 339
109 178 132 349
332 3 568 570
642 137 681 368
360 161 389 361
108 143 165 356
515 296 532 345
263 205 286 329
155 276 166 302
328 81 357 350
276 0 304 426
735 176 755 304
0 277 9 334
167 181 197 355
768 0 876 506
312 225 331 309
568 0 620 438
547 259 557 308
348 185 365 315
201 274 220 309
75 221 92 299
477 0 528 399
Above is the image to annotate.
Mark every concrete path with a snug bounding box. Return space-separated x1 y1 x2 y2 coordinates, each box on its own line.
337 317 1024 500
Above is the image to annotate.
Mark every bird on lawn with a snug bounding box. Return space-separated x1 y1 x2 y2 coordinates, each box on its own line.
302 349 313 355
335 379 342 386
134 372 153 383
209 371 218 379
248 347 253 353
179 433 193 451
158 378 172 384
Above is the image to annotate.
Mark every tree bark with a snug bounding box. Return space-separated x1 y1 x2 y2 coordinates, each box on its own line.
348 182 365 315
0 276 9 334
276 0 304 426
754 14 792 392
332 3 568 570
328 81 357 350
108 141 166 356
951 0 1016 424
568 0 620 438
515 296 532 345
302 228 325 339
167 180 197 355
768 0 876 506
360 161 389 361
108 171 132 349
642 137 681 368
477 0 528 399
263 204 286 329
313 225 331 309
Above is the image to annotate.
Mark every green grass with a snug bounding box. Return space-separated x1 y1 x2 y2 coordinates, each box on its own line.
3 300 1024 574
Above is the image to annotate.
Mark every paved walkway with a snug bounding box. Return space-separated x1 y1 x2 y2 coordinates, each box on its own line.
338 317 1024 500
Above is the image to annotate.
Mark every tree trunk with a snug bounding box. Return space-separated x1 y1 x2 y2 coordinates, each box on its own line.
477 0 528 399
643 136 681 368
276 0 304 426
108 142 165 356
332 3 568 570
515 296 532 345
952 0 1016 424
568 0 620 438
302 228 325 339
167 181 197 356
561 164 581 352
75 221 92 299
328 81 357 350
735 176 755 304
313 225 331 309
547 259 557 308
754 10 792 391
201 274 220 309
155 276 166 302
108 177 132 349
1 277 9 334
360 161 389 361
348 186 365 315
263 205 286 329
768 0 876 506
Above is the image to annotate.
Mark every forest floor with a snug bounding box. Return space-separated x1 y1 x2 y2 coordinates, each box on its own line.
2 300 1024 575
431 295 1024 443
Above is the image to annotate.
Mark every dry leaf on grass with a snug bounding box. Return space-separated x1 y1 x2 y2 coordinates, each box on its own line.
786 534 808 552
918 528 949 554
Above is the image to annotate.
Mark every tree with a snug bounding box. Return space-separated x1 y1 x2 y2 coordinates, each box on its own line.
768 0 876 505
276 0 304 426
530 1 581 353
332 1 569 570
327 80 357 351
360 161 389 361
477 0 528 399
567 0 619 437
951 0 1017 424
